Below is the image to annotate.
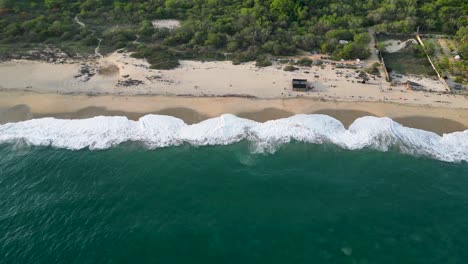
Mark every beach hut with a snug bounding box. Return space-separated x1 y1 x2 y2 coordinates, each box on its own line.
292 79 309 91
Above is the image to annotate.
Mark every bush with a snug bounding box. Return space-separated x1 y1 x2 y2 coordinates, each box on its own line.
0 0 460 65
325 29 353 41
283 65 298 71
131 45 179 70
337 42 371 59
314 60 323 66
232 48 259 64
255 55 272 67
412 45 426 57
295 58 313 67
365 66 380 76
454 76 463 83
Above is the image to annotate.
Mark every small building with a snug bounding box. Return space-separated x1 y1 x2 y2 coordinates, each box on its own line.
292 79 309 91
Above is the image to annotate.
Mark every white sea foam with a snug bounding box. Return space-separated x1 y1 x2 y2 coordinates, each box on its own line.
0 114 467 162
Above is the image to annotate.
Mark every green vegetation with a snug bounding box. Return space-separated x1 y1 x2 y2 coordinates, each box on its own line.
295 58 313 67
376 42 387 52
422 36 468 85
422 41 435 57
0 0 466 69
283 65 298 71
255 55 272 67
383 50 436 76
131 45 179 69
366 62 381 76
447 60 468 85
457 26 468 58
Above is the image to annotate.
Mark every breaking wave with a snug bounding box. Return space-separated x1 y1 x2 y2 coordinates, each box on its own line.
0 114 467 162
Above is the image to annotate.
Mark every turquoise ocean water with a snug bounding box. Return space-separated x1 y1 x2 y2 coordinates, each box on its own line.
1 141 467 263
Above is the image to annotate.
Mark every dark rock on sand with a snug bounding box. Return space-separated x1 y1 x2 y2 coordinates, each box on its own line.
117 79 144 87
74 64 96 82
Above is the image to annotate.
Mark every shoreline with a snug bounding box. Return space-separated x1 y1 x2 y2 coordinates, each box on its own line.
0 91 467 135
1 52 467 135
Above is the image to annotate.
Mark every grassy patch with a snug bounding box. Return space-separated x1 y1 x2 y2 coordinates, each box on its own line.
295 58 313 67
58 41 95 56
283 65 298 71
382 51 436 76
131 45 180 70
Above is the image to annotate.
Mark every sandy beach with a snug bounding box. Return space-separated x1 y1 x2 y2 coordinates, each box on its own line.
0 51 467 134
1 52 466 105
0 91 467 134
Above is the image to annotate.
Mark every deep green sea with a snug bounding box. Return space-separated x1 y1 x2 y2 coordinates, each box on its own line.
1 142 467 264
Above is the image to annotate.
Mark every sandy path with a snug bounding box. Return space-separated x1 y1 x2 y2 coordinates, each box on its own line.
74 15 103 59
74 15 85 27
366 28 380 68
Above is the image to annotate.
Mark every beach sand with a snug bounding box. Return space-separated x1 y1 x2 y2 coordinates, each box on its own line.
0 91 467 135
0 52 464 105
0 51 467 134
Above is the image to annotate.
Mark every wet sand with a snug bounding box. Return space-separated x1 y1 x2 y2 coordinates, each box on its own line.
33 107 209 125
237 108 294 123
0 104 33 124
0 91 466 135
391 116 466 135
310 109 376 128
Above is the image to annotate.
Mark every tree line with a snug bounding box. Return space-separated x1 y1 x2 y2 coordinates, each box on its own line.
0 0 466 68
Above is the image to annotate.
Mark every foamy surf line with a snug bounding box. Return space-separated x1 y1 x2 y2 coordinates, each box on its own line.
0 114 467 162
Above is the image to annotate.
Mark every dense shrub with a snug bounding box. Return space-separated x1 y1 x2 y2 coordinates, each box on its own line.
255 55 273 67
0 0 466 63
131 45 180 70
295 58 313 67
283 65 298 71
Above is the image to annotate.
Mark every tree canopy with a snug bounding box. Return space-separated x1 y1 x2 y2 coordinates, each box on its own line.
0 0 466 66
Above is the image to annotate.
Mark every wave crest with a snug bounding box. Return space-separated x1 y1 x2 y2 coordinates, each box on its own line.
0 114 467 162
